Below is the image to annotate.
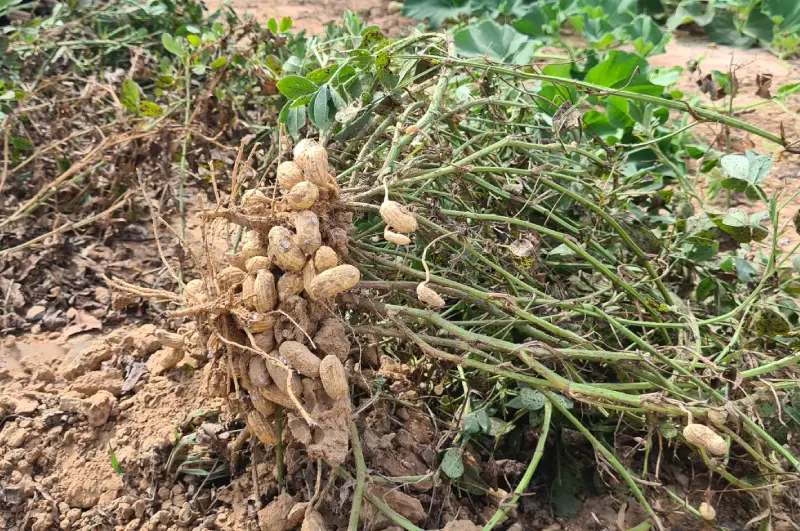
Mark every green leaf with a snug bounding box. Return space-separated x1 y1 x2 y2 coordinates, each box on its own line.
762 0 800 31
276 76 318 99
139 101 163 117
121 78 140 112
402 0 470 28
696 277 715 301
756 309 791 337
550 466 582 517
442 449 464 479
109 443 124 476
618 15 670 56
734 257 757 283
210 57 227 69
667 0 715 30
463 409 491 436
744 8 775 42
659 421 678 439
279 101 306 139
10 136 33 151
0 91 15 101
267 18 278 33
513 5 558 38
280 16 293 32
721 151 772 185
552 394 574 409
186 34 201 47
309 85 333 131
584 51 661 95
306 65 339 85
454 20 537 65
161 34 185 57
706 12 757 48
519 387 547 410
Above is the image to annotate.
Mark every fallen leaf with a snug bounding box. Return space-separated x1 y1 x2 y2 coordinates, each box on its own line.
62 309 102 338
755 73 772 99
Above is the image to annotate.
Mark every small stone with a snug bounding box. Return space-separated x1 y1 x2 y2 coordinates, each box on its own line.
59 393 83 413
66 481 99 508
35 367 56 382
80 391 116 427
14 396 39 415
7 428 27 448
71 369 124 397
157 486 171 501
133 499 147 518
26 305 46 322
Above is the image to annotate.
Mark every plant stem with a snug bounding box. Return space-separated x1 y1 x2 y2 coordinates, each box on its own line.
482 402 552 531
348 419 366 531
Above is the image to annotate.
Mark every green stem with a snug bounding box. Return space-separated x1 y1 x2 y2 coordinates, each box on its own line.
483 402 552 531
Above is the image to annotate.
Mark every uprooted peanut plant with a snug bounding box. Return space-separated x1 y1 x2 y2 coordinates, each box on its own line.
4 0 800 529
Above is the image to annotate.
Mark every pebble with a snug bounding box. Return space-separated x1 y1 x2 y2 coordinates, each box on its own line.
25 305 47 321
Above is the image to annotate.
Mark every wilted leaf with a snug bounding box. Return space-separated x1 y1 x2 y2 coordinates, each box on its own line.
755 73 773 99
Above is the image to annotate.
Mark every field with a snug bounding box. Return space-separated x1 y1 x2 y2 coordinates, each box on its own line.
2 0 800 530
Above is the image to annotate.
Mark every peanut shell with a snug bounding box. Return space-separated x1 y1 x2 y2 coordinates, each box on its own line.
279 341 321 378
256 384 296 409
300 511 328 531
294 210 322 256
277 272 304 301
683 423 727 455
307 264 360 300
254 269 278 312
184 279 208 304
277 161 304 191
155 329 184 349
314 246 338 272
380 200 417 233
268 226 306 272
252 331 276 354
250 391 276 416
319 355 348 400
240 189 268 214
295 143 329 187
265 355 303 396
159 347 184 370
302 260 317 295
417 282 445 309
292 138 315 160
248 356 272 388
248 410 278 446
384 227 411 245
699 503 716 521
286 181 319 211
246 255 271 273
247 313 277 334
242 274 256 309
217 266 246 291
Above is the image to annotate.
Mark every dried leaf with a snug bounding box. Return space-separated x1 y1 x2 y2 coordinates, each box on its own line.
755 73 772 99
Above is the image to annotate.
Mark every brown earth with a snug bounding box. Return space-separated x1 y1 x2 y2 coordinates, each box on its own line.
1 2 799 531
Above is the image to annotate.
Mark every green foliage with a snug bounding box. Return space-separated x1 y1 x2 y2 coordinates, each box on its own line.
454 19 538 63
402 0 800 57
